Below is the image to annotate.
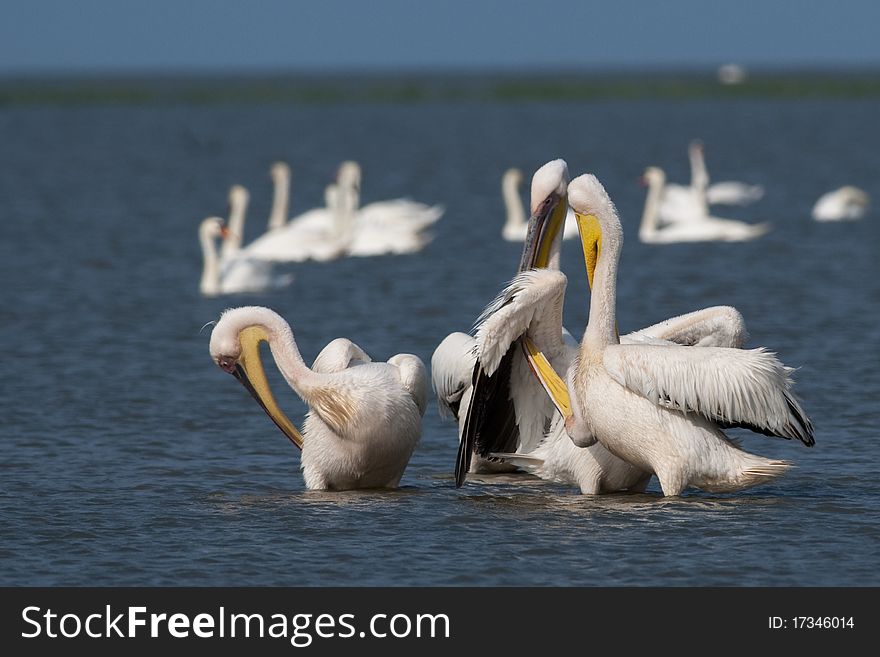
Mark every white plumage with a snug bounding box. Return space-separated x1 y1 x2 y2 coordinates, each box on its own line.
640 166 771 243
565 172 813 496
812 186 869 221
198 217 293 297
209 306 425 490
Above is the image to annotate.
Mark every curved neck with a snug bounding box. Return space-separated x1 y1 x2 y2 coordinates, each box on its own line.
199 226 220 296
268 170 290 231
263 318 315 397
639 177 661 238
502 174 526 231
221 192 247 260
583 220 622 350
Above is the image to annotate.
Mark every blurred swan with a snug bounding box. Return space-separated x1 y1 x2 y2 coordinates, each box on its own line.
198 217 292 297
209 306 426 490
242 165 347 263
689 140 764 207
640 167 770 243
501 167 578 241
812 186 869 221
336 160 443 256
550 173 813 496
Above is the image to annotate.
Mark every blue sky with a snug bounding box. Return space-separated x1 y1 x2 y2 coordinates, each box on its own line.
2 0 879 74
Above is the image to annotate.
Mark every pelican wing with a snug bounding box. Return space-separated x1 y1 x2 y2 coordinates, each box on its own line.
602 344 814 445
457 351 518 486
431 332 477 421
312 338 372 373
456 269 568 485
474 269 568 375
624 306 747 348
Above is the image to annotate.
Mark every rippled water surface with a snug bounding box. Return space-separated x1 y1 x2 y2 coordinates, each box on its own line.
2 87 879 585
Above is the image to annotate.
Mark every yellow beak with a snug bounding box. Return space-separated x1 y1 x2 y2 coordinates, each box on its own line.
230 326 304 449
575 212 602 289
521 336 572 421
518 192 569 272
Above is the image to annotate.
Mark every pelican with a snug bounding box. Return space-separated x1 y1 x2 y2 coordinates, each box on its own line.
689 140 764 207
335 161 444 256
209 306 426 490
445 160 748 490
812 186 869 221
640 167 771 243
199 217 293 297
529 173 814 497
501 167 578 242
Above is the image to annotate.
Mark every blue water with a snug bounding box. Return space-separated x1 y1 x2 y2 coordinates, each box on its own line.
1 86 879 585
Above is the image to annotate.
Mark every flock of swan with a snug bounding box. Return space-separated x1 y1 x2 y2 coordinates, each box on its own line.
207 156 829 497
199 160 444 296
200 144 869 297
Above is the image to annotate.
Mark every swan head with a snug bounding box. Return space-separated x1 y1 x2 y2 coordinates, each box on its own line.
270 161 291 181
209 306 304 449
503 167 523 187
518 159 569 272
640 166 665 188
337 160 362 191
568 173 622 287
228 184 250 209
199 216 229 240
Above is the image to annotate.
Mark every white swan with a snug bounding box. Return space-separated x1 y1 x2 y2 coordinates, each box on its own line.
198 217 293 297
336 161 444 256
812 186 869 221
640 167 771 243
552 173 814 496
209 306 426 490
501 167 578 241
241 164 347 263
689 140 764 207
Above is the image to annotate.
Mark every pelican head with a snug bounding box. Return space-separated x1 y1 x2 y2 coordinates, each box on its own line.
569 173 622 288
209 306 304 449
518 159 570 272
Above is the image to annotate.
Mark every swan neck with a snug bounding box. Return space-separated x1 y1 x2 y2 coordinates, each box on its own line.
502 174 526 230
221 193 247 260
639 177 660 238
199 226 220 296
268 170 290 231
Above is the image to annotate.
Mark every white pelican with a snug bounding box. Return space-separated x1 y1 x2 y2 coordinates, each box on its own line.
445 160 748 490
533 173 814 497
812 186 869 221
640 167 771 243
336 160 444 256
689 140 764 207
198 217 293 297
501 167 578 242
209 306 426 490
